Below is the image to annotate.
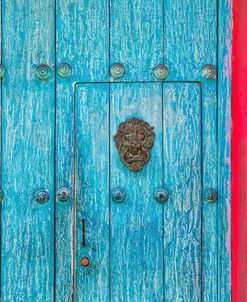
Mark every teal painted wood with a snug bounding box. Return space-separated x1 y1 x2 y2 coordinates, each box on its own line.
0 1 55 301
75 84 110 302
163 1 218 300
164 0 217 80
110 0 163 81
201 81 218 302
56 0 109 82
55 2 109 300
163 83 202 301
218 0 232 300
110 83 163 301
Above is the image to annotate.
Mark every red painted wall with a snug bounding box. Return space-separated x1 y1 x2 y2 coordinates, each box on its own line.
232 0 247 300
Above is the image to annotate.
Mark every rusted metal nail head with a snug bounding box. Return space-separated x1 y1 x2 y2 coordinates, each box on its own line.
80 257 90 267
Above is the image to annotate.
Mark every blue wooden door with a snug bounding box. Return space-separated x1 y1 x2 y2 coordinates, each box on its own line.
0 0 231 301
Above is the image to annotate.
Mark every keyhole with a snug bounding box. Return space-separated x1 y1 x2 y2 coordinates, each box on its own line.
81 219 86 247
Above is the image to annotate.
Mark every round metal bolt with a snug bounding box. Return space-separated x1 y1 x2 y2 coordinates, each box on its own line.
204 189 218 203
110 64 125 79
80 257 90 267
202 64 217 79
0 189 5 203
36 64 51 81
112 188 126 203
0 64 6 78
35 190 50 204
58 63 72 78
154 188 169 203
57 188 70 202
153 64 169 80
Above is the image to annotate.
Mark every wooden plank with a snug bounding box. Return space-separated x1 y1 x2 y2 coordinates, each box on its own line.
110 0 163 81
75 84 110 302
55 2 109 300
164 1 218 299
163 83 202 301
110 82 163 301
232 0 246 300
218 0 232 300
164 0 217 80
56 0 109 82
1 1 55 301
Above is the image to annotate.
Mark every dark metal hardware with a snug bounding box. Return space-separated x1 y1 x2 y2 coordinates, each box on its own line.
58 63 72 78
0 64 6 78
110 63 125 79
80 257 90 267
202 64 216 79
36 64 51 80
114 118 155 172
0 189 5 203
153 64 169 80
112 188 126 203
35 189 50 204
204 189 218 203
57 188 70 202
154 188 169 203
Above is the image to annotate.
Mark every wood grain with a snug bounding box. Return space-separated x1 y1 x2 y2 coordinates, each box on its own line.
110 83 163 301
163 83 202 301
75 84 110 302
1 1 55 301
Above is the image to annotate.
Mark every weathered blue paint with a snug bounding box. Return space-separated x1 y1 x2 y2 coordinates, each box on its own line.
0 0 231 301
1 1 55 301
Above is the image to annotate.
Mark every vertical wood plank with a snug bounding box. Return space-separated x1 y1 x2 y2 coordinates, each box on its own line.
164 0 217 80
75 84 110 302
110 83 163 301
218 0 232 300
110 0 163 81
55 2 109 300
56 0 109 82
164 1 218 299
1 0 55 301
163 83 202 301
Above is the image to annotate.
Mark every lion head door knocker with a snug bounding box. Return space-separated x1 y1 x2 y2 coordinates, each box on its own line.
114 118 155 172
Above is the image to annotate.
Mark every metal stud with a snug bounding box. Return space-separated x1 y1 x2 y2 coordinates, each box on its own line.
204 189 218 203
154 188 169 203
0 189 5 203
57 188 70 202
202 64 217 79
35 190 50 204
58 63 72 78
0 64 6 78
110 64 125 79
153 64 169 80
80 257 90 267
112 188 126 203
36 64 51 81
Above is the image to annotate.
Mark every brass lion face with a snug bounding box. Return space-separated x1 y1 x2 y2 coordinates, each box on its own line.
114 118 155 172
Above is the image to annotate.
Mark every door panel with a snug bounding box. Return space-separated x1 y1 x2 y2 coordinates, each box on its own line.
75 84 110 302
163 83 202 301
164 0 217 80
1 1 55 301
75 82 202 301
110 1 163 81
110 83 163 301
